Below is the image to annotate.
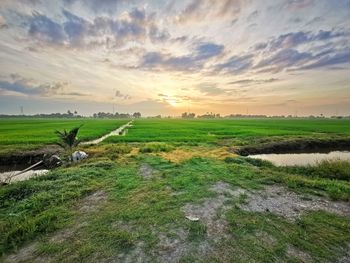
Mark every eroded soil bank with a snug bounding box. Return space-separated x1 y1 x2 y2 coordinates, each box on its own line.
233 138 350 156
0 145 61 167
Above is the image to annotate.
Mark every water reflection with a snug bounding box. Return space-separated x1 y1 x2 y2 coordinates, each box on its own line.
249 151 350 166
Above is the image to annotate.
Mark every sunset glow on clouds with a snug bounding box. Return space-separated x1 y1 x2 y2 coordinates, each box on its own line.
0 0 350 116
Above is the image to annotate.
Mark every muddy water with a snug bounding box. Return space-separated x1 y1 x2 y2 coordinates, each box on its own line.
0 162 49 184
0 169 49 184
249 151 350 166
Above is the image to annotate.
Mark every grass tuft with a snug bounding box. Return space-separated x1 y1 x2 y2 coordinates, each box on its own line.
139 143 174 153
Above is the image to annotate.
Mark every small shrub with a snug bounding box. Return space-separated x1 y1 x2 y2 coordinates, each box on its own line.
104 144 132 154
224 156 246 164
314 159 350 181
282 159 350 181
139 143 174 153
244 157 273 168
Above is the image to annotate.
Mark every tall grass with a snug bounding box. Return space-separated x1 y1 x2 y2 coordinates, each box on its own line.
281 159 350 181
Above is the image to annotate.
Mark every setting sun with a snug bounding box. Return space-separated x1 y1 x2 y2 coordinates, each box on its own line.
166 98 178 107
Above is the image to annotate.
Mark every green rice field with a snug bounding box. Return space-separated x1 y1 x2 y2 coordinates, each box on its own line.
1 117 350 262
0 118 128 153
106 118 350 143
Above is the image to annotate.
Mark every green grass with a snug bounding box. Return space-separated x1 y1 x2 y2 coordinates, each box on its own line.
1 118 350 262
0 118 129 153
280 159 350 181
1 153 349 261
105 118 350 144
139 142 175 153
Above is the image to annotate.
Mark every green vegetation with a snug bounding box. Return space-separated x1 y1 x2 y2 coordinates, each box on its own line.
280 159 350 181
55 126 82 150
55 126 82 161
0 118 128 154
1 154 349 262
139 142 175 153
105 118 350 143
1 118 350 262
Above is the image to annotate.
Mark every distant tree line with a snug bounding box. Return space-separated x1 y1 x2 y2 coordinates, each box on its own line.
0 110 141 119
180 112 350 119
92 112 141 118
181 112 196 118
0 110 82 118
0 110 349 119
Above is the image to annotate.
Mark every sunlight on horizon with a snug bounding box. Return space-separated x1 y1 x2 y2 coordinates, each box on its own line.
0 0 349 116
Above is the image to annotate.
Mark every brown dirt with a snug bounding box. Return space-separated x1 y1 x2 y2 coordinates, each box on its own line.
4 244 41 263
0 145 61 166
182 182 245 240
254 231 277 247
155 228 192 263
286 245 313 263
78 190 107 213
138 164 155 179
337 244 350 263
138 164 160 179
113 182 241 263
239 185 350 221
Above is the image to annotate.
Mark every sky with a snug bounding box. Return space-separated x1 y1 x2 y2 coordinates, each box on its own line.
0 0 350 117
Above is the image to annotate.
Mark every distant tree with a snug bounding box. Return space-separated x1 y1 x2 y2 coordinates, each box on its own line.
67 110 74 117
133 112 141 118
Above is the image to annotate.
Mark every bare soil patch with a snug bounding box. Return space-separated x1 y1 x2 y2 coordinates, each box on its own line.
4 243 41 263
182 182 244 240
138 164 158 179
240 185 350 221
78 190 107 213
286 245 313 263
0 145 61 166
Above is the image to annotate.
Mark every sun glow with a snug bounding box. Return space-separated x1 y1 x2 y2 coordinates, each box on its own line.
166 98 178 107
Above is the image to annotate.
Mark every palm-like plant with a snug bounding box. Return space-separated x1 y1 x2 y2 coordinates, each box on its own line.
55 126 82 161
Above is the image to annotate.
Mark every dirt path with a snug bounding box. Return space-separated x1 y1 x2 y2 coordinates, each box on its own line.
81 120 133 145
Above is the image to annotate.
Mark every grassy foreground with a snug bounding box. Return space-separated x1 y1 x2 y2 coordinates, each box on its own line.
1 144 350 262
0 118 350 262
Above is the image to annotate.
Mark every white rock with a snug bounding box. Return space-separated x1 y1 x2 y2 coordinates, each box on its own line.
72 151 88 162
185 215 200 221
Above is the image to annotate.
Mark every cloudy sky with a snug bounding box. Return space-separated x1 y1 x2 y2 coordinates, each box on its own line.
0 0 350 116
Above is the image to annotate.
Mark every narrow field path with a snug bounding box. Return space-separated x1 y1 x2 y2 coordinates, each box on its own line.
81 120 133 145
